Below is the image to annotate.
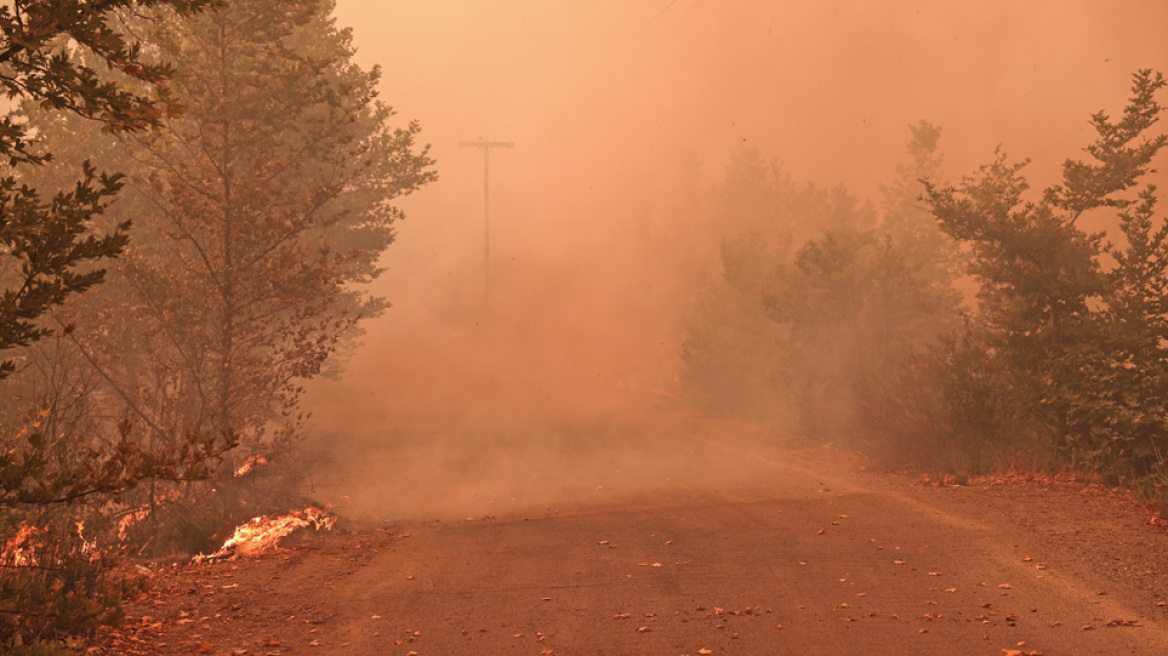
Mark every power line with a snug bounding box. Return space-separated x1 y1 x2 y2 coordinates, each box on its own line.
637 0 683 35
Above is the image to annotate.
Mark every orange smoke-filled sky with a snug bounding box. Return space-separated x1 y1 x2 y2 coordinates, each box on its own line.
305 1 1168 426
331 0 1167 288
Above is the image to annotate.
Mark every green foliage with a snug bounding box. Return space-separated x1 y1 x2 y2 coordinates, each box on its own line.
0 0 242 648
856 325 1038 473
0 514 128 644
0 164 128 378
0 0 223 376
924 70 1168 479
4 0 435 565
682 129 960 434
680 146 863 419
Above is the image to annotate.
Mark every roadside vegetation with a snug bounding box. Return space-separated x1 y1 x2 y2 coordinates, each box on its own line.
0 0 433 651
682 71 1168 490
1 1 1165 652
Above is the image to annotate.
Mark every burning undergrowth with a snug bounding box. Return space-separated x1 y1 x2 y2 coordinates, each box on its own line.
194 506 336 563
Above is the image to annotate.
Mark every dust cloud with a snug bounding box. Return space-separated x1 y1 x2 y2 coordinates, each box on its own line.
301 0 1168 521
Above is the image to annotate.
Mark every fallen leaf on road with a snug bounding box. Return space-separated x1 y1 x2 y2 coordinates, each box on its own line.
817 529 826 535
894 560 906 565
944 588 957 593
997 584 1012 589
308 640 321 647
697 650 713 655
638 626 651 633
197 645 212 654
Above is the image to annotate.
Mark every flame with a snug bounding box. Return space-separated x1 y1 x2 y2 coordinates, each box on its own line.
115 488 184 542
76 520 99 562
117 507 152 542
1 523 41 567
234 454 269 478
194 506 335 562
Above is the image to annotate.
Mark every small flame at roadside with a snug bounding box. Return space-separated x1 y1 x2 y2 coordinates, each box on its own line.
234 454 268 478
194 506 335 562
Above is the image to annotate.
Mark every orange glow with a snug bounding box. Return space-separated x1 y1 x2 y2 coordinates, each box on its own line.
195 507 335 562
1 523 41 567
234 454 269 478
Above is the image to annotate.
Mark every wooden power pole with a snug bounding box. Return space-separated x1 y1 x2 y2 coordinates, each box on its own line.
459 138 513 310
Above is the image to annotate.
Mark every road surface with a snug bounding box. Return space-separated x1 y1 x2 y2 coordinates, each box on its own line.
107 418 1168 655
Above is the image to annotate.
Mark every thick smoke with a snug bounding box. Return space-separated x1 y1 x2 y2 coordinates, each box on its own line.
302 0 1168 520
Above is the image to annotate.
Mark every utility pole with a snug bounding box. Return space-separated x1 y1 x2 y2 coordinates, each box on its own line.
459 138 513 311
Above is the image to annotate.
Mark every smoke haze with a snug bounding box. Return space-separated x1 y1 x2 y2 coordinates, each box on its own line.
302 1 1168 520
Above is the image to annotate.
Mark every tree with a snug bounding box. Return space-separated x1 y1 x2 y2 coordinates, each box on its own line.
925 70 1168 478
681 133 959 432
0 0 219 376
880 120 959 280
19 0 435 545
0 1 236 647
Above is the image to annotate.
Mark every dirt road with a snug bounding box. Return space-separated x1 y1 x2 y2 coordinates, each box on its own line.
107 422 1168 655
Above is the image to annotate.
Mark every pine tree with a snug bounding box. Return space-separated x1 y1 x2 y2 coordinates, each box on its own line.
925 70 1168 477
17 0 435 542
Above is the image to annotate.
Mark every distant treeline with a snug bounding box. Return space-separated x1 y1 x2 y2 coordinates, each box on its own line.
682 71 1168 488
